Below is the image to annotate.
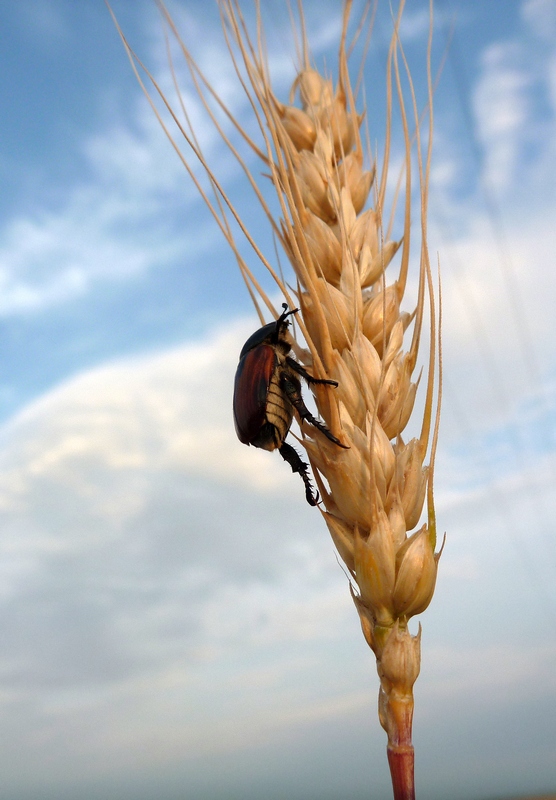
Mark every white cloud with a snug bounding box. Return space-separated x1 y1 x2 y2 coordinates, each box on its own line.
0 318 385 793
468 2 556 200
0 5 256 319
429 201 556 465
0 113 185 316
429 11 556 462
522 0 556 40
473 42 530 192
398 7 433 41
0 309 553 793
1 0 344 322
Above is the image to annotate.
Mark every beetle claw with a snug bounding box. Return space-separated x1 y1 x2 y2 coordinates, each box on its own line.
279 442 319 506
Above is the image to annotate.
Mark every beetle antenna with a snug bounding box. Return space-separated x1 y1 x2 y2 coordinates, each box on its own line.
273 304 300 344
278 303 299 324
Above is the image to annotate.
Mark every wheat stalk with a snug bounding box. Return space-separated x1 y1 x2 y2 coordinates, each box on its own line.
111 1 442 797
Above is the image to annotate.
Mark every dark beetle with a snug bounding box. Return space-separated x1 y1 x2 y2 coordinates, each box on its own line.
233 304 347 505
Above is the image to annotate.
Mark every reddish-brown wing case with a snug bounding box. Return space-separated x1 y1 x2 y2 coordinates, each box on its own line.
233 344 275 444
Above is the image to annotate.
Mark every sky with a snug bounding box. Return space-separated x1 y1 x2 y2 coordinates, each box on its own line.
0 1 555 799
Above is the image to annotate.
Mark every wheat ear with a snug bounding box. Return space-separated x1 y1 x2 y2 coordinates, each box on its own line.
111 1 442 798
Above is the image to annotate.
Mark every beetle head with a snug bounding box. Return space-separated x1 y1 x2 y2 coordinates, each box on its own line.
239 304 298 360
274 303 298 342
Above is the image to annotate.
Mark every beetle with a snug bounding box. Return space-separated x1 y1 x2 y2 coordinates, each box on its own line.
233 303 347 506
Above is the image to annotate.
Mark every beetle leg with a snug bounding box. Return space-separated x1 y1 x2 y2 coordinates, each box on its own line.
279 441 319 506
286 356 338 387
281 375 349 448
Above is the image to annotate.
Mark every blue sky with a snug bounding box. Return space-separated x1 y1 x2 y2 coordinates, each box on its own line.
0 1 556 799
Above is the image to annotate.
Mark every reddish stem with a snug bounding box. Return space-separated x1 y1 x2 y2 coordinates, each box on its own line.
387 744 415 800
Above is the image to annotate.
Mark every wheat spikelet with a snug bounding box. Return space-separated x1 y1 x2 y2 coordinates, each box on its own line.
111 1 442 797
